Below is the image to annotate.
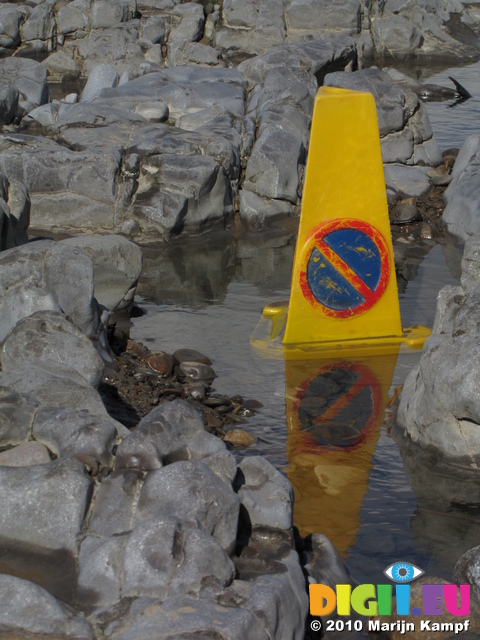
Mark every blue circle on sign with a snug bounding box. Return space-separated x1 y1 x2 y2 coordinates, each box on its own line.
306 228 382 311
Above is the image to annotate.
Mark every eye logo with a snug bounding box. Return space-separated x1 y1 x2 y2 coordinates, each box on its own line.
384 562 424 583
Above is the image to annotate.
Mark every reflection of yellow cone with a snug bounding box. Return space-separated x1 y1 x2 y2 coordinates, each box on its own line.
285 352 398 554
251 87 430 357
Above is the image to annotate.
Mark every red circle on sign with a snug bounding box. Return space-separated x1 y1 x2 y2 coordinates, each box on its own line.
292 361 383 454
299 218 391 318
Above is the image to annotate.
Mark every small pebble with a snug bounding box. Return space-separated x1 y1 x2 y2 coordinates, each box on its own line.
179 361 216 382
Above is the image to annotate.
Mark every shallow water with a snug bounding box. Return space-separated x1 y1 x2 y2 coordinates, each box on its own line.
131 63 480 586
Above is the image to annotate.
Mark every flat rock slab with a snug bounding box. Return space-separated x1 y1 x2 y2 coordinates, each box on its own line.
1 310 105 387
104 594 270 640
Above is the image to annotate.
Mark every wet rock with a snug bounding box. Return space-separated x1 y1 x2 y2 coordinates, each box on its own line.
0 574 94 639
236 456 294 531
304 534 352 594
239 190 295 229
60 235 143 313
0 441 51 467
390 200 421 225
1 310 105 388
32 406 118 469
136 460 240 553
221 548 309 640
179 360 216 382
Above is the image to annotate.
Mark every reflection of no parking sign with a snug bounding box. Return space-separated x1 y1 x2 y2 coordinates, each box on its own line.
299 219 390 319
292 362 382 451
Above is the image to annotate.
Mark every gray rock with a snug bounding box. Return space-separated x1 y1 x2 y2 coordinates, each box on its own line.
77 25 146 76
237 456 294 531
142 16 167 44
0 83 19 125
114 400 236 483
372 14 423 57
56 2 90 37
133 152 233 236
0 361 115 422
32 406 118 468
0 441 51 467
88 469 144 537
103 594 269 640
286 0 361 34
42 51 80 82
397 331 480 470
0 5 24 48
80 64 120 103
461 237 480 294
24 102 59 127
123 517 235 599
324 68 419 137
0 57 49 112
0 172 30 251
0 574 94 639
91 0 131 30
136 460 240 553
444 135 480 241
60 235 142 312
0 134 123 234
384 164 431 199
77 535 127 607
0 458 92 600
244 128 304 203
20 3 56 50
1 310 105 387
0 385 37 448
239 191 294 229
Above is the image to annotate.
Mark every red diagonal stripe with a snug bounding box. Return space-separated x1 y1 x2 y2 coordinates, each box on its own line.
315 239 374 300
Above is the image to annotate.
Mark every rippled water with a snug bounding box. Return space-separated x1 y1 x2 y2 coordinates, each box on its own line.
130 63 480 586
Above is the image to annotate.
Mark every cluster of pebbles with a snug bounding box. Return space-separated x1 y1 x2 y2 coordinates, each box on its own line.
100 335 261 447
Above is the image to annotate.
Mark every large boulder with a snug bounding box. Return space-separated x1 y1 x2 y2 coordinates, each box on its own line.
443 135 480 241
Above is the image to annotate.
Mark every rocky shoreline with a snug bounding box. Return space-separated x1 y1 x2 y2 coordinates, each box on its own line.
2 0 480 638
